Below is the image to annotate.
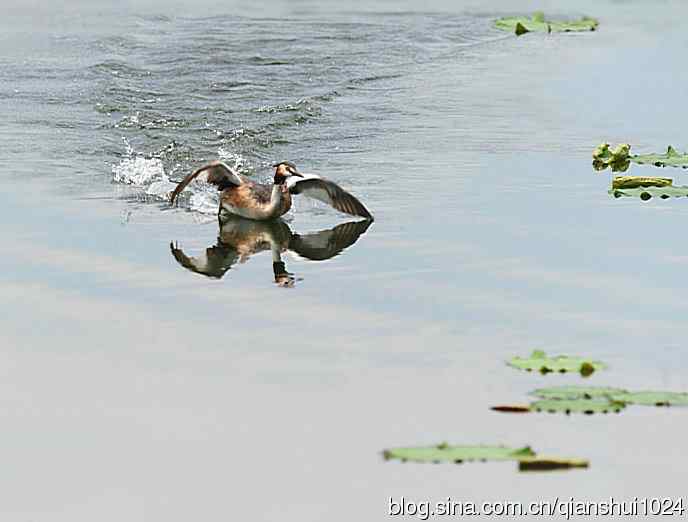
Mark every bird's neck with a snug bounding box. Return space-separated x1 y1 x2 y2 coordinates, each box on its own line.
267 183 286 213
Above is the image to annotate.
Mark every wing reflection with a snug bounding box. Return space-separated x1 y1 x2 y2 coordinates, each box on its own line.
289 220 373 261
170 216 372 286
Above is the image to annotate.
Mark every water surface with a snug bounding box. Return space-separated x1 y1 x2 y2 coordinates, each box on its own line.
1 1 688 520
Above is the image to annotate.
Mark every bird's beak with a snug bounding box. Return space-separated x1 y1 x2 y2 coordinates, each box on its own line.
290 169 304 177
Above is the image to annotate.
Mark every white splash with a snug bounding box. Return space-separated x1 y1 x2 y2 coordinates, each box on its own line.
146 174 177 198
112 138 176 201
112 140 246 215
112 155 164 186
189 192 219 215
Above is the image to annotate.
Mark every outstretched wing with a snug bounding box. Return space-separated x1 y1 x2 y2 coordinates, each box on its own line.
169 241 240 279
289 219 373 261
170 161 244 204
288 174 373 219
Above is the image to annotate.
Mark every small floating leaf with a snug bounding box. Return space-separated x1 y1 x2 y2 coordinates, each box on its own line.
610 391 688 407
633 145 688 168
610 185 688 200
592 142 631 172
383 444 589 472
594 143 688 171
507 350 606 376
612 176 673 189
531 387 688 408
531 386 627 401
490 405 532 413
382 444 535 464
530 398 626 414
592 142 610 163
519 456 589 472
495 13 598 35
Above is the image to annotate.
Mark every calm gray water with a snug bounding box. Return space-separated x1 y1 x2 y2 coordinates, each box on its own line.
2 1 688 520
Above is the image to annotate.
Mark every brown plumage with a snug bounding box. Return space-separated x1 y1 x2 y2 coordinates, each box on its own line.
223 183 292 218
170 160 373 221
170 161 241 203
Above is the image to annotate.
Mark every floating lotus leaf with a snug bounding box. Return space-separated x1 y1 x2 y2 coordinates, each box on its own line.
610 391 688 407
491 405 532 413
518 457 589 471
495 12 598 35
633 146 688 169
531 398 626 414
507 350 605 375
382 444 535 463
383 444 589 472
610 185 688 200
594 144 688 172
592 143 631 172
612 176 672 189
529 387 688 408
531 386 626 401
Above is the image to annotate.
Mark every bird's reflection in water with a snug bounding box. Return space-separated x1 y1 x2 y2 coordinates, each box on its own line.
170 216 372 287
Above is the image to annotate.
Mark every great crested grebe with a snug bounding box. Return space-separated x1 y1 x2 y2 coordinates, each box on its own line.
170 160 373 221
170 216 372 286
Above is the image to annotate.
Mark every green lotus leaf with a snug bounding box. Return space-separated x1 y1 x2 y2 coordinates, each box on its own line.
507 350 606 375
592 143 631 172
531 386 627 401
610 159 631 173
593 142 611 160
518 456 589 472
610 391 688 407
612 176 673 189
593 142 630 161
610 185 688 200
611 143 631 158
531 398 626 414
495 13 598 35
633 146 688 168
530 387 688 407
594 144 688 171
382 444 535 463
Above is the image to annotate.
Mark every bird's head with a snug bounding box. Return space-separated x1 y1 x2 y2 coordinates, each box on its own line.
273 161 303 184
